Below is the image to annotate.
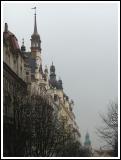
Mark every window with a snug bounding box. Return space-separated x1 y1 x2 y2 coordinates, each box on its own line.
20 66 22 75
8 54 10 64
26 72 29 75
54 94 58 101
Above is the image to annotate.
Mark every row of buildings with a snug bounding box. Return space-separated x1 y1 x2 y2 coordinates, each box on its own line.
3 8 81 156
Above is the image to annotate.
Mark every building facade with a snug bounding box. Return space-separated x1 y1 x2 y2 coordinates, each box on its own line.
3 23 27 156
3 10 81 156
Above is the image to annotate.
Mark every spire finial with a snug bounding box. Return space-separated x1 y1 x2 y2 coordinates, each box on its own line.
31 6 36 15
35 6 36 15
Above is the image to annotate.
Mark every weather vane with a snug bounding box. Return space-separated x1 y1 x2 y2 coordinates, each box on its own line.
31 6 36 15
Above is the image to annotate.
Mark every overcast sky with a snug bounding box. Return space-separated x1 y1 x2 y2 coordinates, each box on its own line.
3 2 118 149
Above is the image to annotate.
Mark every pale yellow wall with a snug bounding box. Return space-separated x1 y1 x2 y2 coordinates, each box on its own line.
57 98 80 141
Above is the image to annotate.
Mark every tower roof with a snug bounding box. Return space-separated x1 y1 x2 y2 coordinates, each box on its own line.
50 62 55 73
57 78 63 89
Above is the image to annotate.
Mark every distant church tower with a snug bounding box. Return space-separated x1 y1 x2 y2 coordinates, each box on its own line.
31 7 42 80
84 132 91 148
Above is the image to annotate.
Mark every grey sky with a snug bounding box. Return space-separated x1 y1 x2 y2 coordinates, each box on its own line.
3 2 118 149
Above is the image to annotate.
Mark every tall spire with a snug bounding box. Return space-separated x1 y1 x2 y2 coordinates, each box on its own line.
31 7 41 51
34 8 38 34
32 7 38 35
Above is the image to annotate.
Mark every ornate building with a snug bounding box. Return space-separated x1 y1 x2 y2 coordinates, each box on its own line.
3 23 27 155
3 8 80 156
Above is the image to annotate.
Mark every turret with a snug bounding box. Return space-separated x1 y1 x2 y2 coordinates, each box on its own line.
49 62 58 88
50 62 56 81
57 78 63 89
21 38 26 52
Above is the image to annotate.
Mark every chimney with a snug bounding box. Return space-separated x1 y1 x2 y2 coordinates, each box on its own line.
5 23 8 32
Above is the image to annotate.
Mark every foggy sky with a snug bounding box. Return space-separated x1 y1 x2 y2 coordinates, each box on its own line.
3 2 118 149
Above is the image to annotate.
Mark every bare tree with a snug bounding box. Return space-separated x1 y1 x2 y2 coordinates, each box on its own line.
4 90 81 157
97 102 118 156
13 93 69 157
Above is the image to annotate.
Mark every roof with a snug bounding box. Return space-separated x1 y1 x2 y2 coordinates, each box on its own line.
49 78 63 90
3 31 20 52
